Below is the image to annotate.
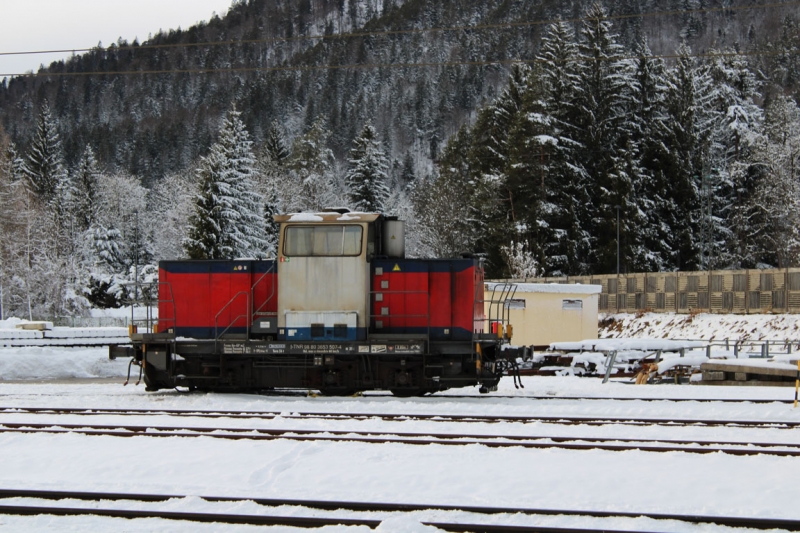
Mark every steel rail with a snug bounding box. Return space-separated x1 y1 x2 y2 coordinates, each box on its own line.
2 422 798 456
0 406 796 429
423 395 795 404
0 488 796 531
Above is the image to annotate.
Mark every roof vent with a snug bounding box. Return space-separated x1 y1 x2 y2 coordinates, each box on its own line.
324 207 351 214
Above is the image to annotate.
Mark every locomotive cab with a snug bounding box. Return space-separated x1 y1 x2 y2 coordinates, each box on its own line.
275 212 393 342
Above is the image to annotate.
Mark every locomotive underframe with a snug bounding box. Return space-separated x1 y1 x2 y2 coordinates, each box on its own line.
133 333 503 395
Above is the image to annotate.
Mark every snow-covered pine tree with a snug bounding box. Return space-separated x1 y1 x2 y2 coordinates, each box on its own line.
50 171 80 258
345 123 390 212
399 152 416 189
573 2 638 273
86 224 127 307
90 225 126 273
184 108 267 259
184 149 231 260
631 38 672 271
740 95 800 267
414 126 476 258
23 100 66 202
466 64 528 276
264 120 290 165
511 20 591 276
73 145 101 232
658 42 712 270
218 107 268 258
706 51 764 268
262 183 280 257
288 117 337 212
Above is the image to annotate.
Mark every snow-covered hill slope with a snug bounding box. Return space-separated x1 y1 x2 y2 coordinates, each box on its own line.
599 313 800 341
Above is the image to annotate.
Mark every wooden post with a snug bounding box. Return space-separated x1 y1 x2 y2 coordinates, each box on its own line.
795 360 800 409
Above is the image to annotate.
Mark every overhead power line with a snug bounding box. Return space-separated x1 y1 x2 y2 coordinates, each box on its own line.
0 0 797 74
0 47 793 79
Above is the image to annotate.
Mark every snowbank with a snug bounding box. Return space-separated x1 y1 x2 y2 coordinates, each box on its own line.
600 312 800 341
0 347 129 381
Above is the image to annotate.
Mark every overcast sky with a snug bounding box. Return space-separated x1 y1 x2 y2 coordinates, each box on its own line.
0 0 235 76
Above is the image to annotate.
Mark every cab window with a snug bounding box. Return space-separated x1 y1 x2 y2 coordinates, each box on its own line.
284 225 363 256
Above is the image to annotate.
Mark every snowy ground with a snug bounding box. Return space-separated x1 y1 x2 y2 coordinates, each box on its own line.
600 312 800 342
0 373 799 531
1 314 799 531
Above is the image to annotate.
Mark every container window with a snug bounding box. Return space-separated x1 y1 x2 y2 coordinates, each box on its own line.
562 299 583 310
505 299 526 309
284 225 362 256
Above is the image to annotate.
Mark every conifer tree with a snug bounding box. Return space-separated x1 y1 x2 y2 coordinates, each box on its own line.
631 38 671 270
345 123 390 212
221 108 268 258
288 117 336 212
510 21 591 276
264 121 290 165
184 108 267 259
415 126 476 258
184 150 229 259
399 152 416 188
659 42 713 270
747 95 800 267
467 64 528 275
263 183 280 257
23 101 66 202
50 172 80 258
73 146 101 232
707 52 764 268
573 2 637 273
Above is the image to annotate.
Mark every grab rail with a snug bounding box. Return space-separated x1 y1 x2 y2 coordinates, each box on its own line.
214 291 251 343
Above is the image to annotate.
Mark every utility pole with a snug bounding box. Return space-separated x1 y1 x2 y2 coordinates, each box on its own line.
615 205 621 275
133 210 139 303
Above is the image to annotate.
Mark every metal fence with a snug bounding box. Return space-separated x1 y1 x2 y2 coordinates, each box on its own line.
46 316 131 328
521 268 800 314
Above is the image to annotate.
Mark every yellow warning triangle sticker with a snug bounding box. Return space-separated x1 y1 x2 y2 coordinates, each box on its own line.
393 264 401 272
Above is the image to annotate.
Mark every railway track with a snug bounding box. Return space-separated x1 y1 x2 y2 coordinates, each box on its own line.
0 488 797 531
1 406 797 430
409 394 795 404
1 421 797 456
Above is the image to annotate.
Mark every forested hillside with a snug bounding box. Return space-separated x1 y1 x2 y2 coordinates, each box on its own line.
1 0 800 319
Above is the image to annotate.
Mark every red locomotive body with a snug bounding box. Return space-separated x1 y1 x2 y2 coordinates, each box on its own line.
370 259 484 341
157 260 277 339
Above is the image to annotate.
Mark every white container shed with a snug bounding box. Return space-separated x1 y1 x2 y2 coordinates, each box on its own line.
486 283 602 348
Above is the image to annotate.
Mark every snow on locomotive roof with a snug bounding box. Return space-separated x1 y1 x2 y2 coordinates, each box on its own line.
486 282 602 294
275 212 381 223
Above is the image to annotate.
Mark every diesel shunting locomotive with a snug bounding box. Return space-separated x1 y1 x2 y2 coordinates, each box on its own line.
121 211 517 395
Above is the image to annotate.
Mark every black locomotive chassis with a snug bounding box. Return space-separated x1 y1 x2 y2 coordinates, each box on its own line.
133 335 504 394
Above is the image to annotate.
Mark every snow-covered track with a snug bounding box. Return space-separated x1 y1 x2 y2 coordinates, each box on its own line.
0 488 797 531
2 406 796 429
2 422 798 456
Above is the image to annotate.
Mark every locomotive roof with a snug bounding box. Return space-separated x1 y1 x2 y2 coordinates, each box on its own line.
274 212 381 223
